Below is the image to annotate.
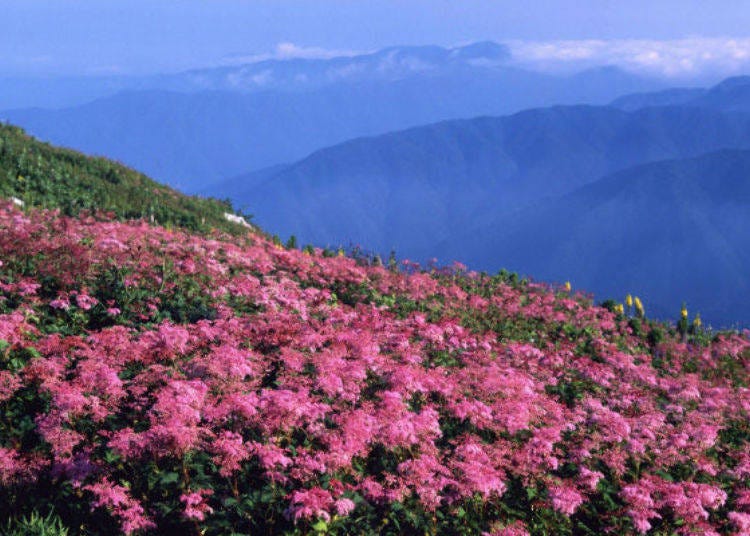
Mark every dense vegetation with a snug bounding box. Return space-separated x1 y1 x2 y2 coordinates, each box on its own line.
0 122 244 234
0 201 748 535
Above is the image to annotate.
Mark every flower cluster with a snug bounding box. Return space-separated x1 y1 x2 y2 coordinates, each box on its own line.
0 201 748 535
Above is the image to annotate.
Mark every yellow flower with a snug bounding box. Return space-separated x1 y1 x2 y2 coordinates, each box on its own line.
337 248 345 257
564 281 572 292
634 297 645 317
693 314 702 328
681 305 688 319
614 303 624 316
626 294 633 308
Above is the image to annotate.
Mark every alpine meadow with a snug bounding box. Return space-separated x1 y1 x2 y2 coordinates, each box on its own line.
1 2 750 535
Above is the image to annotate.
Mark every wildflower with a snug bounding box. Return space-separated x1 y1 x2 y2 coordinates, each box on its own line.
564 281 572 292
626 294 633 308
681 304 688 319
84 479 155 534
180 489 214 521
729 512 750 532
50 298 71 310
634 296 645 318
577 467 604 492
334 498 356 516
548 482 584 515
287 487 334 522
74 292 98 311
693 313 702 329
614 303 624 316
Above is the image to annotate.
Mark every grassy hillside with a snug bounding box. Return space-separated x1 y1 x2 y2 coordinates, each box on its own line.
0 122 246 234
0 202 748 535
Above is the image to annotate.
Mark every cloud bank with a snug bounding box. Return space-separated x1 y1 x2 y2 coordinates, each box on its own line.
220 42 361 66
509 37 750 78
216 38 750 81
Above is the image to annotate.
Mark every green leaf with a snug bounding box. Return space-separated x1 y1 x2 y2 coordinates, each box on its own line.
159 471 180 485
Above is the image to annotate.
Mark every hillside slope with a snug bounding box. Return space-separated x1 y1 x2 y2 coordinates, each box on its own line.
0 201 748 535
0 122 244 234
439 149 750 325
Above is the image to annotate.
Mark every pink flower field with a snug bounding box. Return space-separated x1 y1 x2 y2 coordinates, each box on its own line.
1 201 749 535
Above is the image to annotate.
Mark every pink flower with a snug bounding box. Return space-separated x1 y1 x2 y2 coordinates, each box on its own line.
74 292 98 311
50 298 71 310
729 511 750 532
180 489 214 521
85 478 155 534
549 482 585 516
287 487 334 522
0 448 22 485
577 467 604 492
211 431 250 477
334 498 356 516
0 370 21 403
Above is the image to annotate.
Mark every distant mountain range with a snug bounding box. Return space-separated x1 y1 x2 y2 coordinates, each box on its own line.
1 43 663 191
611 75 750 112
215 104 750 252
0 42 509 108
212 75 750 325
438 149 750 325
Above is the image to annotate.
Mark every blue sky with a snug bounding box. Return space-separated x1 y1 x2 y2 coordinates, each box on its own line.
3 0 750 76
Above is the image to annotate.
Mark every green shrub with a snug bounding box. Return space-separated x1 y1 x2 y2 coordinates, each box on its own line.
1 511 69 536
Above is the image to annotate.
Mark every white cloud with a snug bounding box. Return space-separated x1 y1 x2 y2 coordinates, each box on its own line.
215 38 750 80
219 42 361 66
508 37 750 78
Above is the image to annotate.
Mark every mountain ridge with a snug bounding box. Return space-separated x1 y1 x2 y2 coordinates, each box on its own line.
438 147 750 325
214 103 750 255
1 56 661 190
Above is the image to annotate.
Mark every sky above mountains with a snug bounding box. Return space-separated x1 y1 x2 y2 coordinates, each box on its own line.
4 0 750 79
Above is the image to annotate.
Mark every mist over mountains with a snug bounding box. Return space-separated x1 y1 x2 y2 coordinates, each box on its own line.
216 103 750 252
1 42 663 191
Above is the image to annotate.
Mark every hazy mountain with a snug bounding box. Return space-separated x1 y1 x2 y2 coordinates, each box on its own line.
0 42 511 108
610 87 706 111
0 41 655 109
689 75 750 112
0 75 133 110
1 47 662 191
213 105 750 258
611 75 750 112
438 149 750 326
143 42 513 93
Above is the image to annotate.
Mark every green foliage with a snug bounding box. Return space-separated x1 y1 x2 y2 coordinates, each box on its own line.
0 122 246 234
1 511 69 536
